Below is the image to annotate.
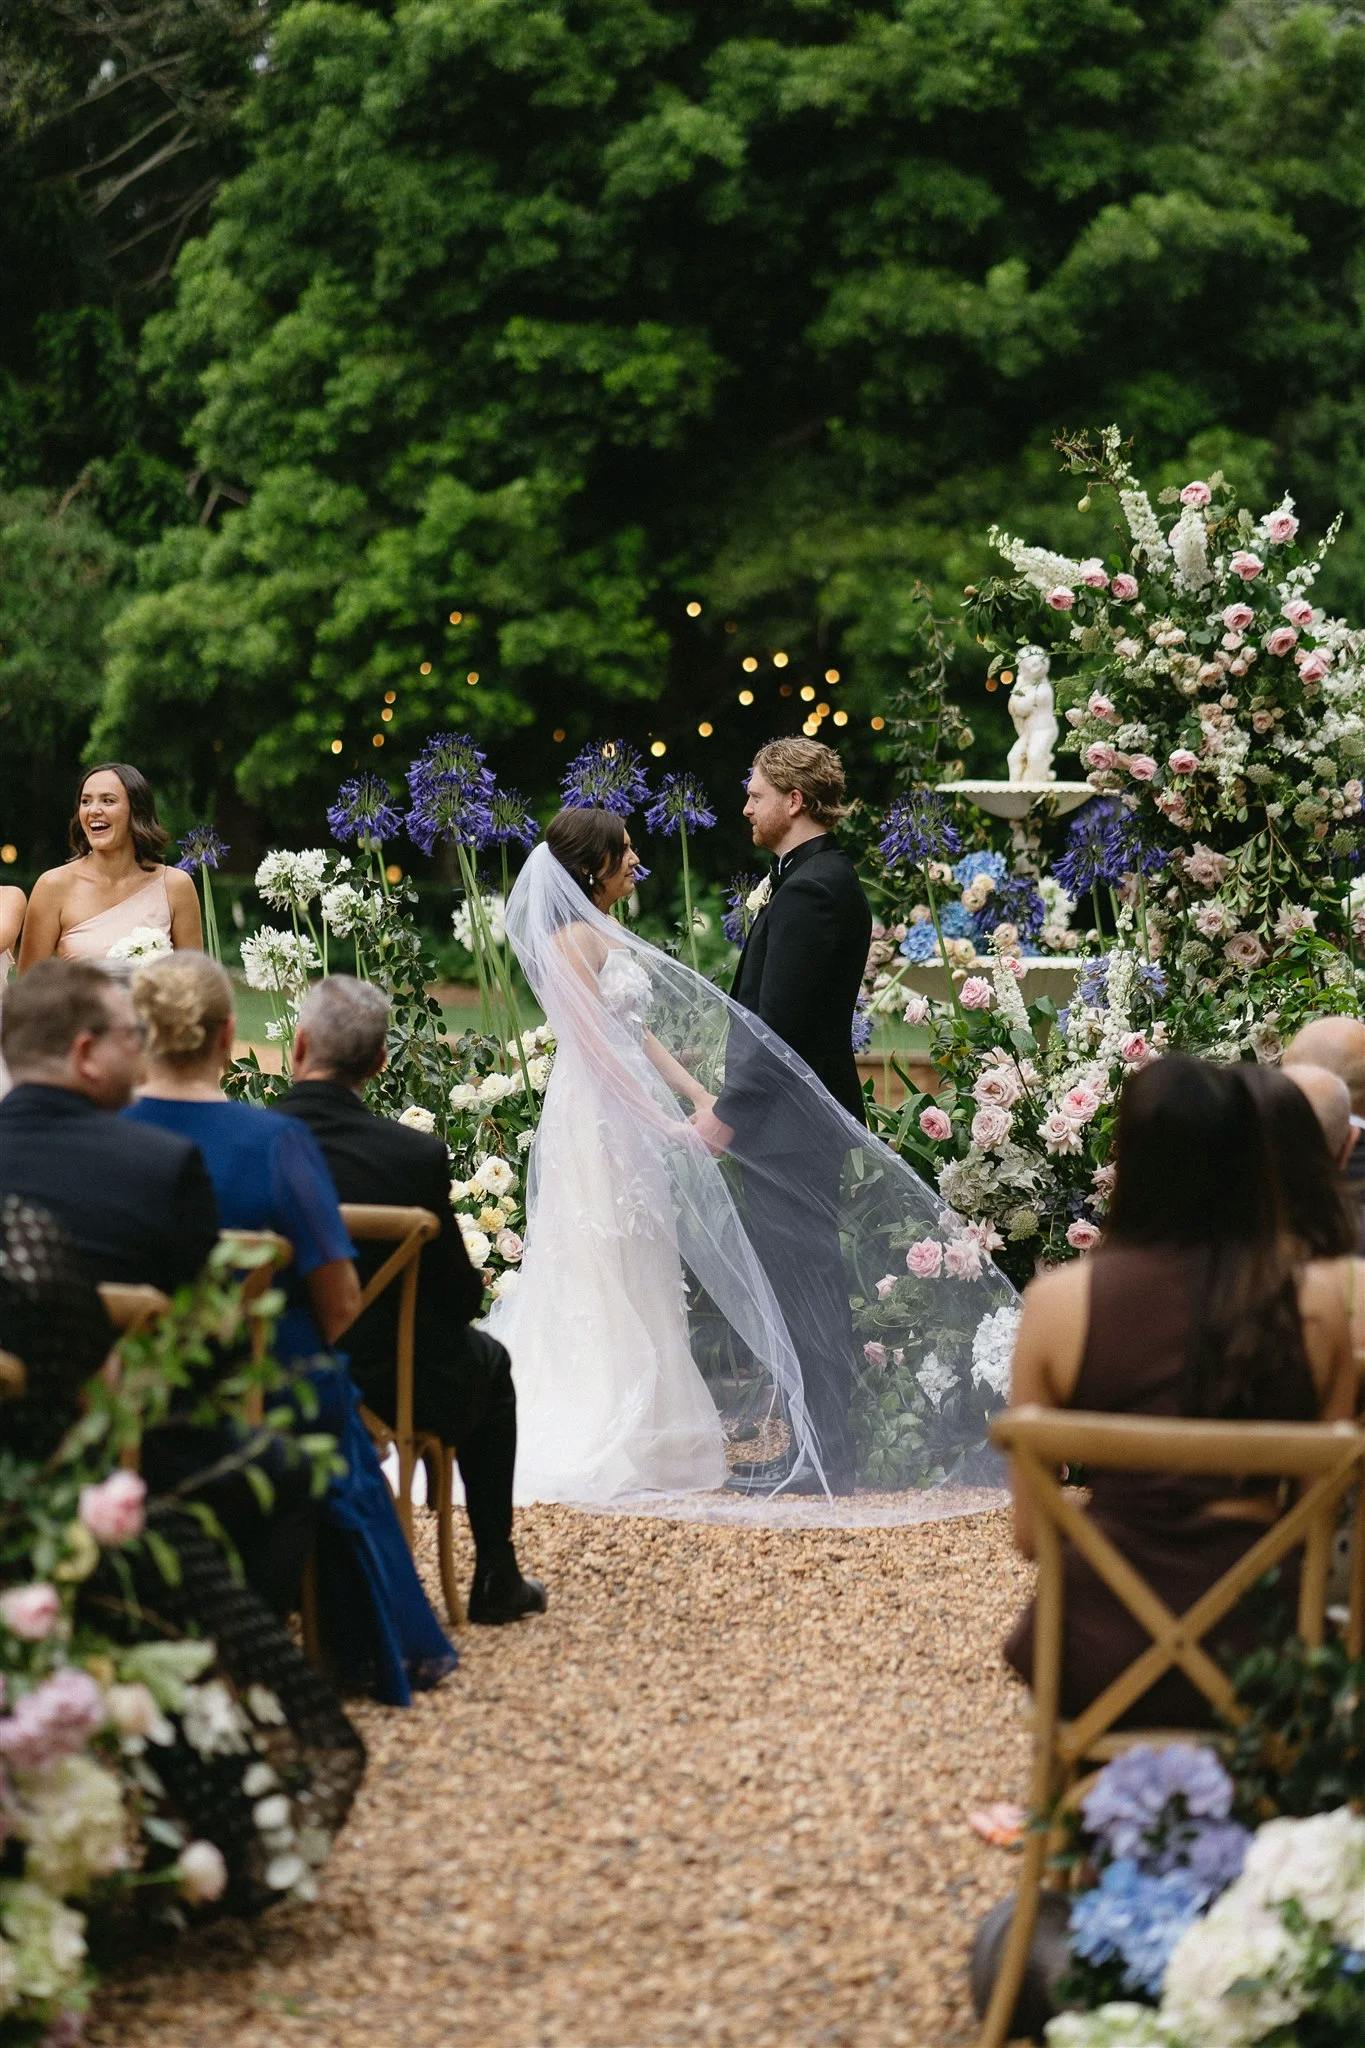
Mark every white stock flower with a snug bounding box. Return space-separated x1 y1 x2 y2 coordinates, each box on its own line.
1169 504 1212 593
472 1156 515 1197
397 1105 437 1135
1118 488 1172 564
106 924 173 963
989 525 1086 593
915 1350 957 1411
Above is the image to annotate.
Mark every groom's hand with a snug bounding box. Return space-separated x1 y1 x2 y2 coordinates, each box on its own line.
690 1103 735 1156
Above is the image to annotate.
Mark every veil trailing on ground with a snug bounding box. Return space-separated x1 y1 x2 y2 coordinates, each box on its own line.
490 842 1015 1502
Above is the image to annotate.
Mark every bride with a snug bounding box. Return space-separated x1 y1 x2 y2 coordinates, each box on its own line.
488 806 1013 1505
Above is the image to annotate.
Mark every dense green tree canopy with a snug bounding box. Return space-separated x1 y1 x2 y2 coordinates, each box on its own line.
7 2 1365 853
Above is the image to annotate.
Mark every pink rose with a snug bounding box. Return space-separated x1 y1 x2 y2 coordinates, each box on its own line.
1230 550 1264 581
0 1583 61 1641
1128 755 1157 781
1078 559 1109 589
1251 710 1276 734
1040 1112 1084 1156
1224 931 1267 971
906 1239 944 1278
970 1105 1013 1150
1182 843 1229 889
1221 603 1255 632
958 977 994 1010
1085 742 1118 772
973 1067 1021 1111
1046 585 1076 611
1066 1220 1102 1252
78 1470 147 1547
1297 650 1331 684
862 1341 888 1369
1284 597 1314 628
1110 574 1139 602
1087 692 1117 721
1061 1084 1101 1124
1118 1031 1151 1065
1180 481 1212 508
494 1229 524 1264
1264 626 1298 658
1167 749 1199 775
1092 1163 1117 1199
918 1105 952 1142
875 1275 898 1301
902 994 931 1026
943 1237 984 1281
1264 511 1299 545
1194 901 1231 939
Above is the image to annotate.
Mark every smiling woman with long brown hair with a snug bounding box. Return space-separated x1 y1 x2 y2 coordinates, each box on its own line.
17 762 200 970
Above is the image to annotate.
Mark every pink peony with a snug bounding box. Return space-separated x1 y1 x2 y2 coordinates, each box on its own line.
1297 650 1331 684
1180 481 1212 507
906 1240 944 1279
862 1341 888 1369
1085 742 1118 772
970 1105 1013 1150
1167 749 1199 775
1046 586 1076 611
494 1229 524 1264
1284 597 1314 628
79 1471 146 1547
1110 574 1140 601
959 977 994 1010
1229 550 1264 581
1264 510 1299 545
1061 1084 1102 1124
943 1237 984 1281
902 994 931 1026
0 1583 61 1642
875 1275 898 1301
1087 692 1117 721
918 1105 952 1142
1078 559 1110 589
1127 755 1157 781
1221 603 1255 632
1067 1220 1103 1253
1264 625 1298 658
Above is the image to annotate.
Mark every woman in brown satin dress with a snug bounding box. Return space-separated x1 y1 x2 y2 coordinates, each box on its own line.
17 763 200 970
1003 1054 1357 1725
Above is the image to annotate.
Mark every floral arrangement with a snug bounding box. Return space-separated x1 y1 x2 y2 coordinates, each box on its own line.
1042 1745 1365 2047
105 926 173 965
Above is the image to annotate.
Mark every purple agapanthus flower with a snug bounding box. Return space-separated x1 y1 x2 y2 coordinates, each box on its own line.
407 774 494 856
175 826 228 874
484 787 538 850
723 875 761 945
1138 961 1168 1001
406 731 495 803
879 789 961 870
645 772 716 837
1081 1744 1235 1864
326 775 405 847
1106 806 1169 881
1054 797 1125 896
1068 1859 1205 1999
975 875 1045 946
561 739 652 816
1077 956 1110 1008
851 1000 873 1053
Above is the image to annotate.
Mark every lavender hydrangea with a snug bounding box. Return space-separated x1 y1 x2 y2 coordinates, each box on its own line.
561 739 651 816
1068 1859 1206 1998
327 775 405 846
879 789 962 870
645 773 716 836
174 826 228 874
1081 1745 1235 1863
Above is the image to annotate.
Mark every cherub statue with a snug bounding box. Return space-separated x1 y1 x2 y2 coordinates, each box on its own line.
1006 645 1059 784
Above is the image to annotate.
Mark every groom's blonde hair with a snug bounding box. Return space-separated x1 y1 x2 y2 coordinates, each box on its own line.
752 738 849 827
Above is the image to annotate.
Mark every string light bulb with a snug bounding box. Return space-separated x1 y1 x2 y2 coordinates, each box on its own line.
738 689 755 706
698 721 713 737
825 668 840 684
552 727 566 742
800 685 815 702
372 733 385 747
449 610 463 625
380 708 393 723
816 701 830 715
650 740 667 757
386 864 403 883
741 656 758 673
383 690 396 704
0 844 16 864
685 601 702 617
772 651 789 668
802 718 818 736
466 671 479 684
329 739 343 754
870 716 886 731
419 661 431 675
833 709 848 727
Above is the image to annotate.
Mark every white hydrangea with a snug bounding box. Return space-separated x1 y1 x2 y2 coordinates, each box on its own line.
12 1756 127 1895
1161 1892 1309 2048
452 892 506 950
1045 2005 1181 2047
106 924 173 963
970 1304 1020 1400
915 1350 957 1411
1236 1805 1365 1948
240 927 320 995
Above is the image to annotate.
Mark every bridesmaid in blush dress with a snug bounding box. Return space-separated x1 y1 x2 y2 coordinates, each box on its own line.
0 882 25 1095
17 763 199 970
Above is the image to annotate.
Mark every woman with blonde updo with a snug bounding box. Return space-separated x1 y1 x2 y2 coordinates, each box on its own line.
123 954 456 1704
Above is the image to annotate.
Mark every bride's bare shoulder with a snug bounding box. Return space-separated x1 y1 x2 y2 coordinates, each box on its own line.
551 920 608 972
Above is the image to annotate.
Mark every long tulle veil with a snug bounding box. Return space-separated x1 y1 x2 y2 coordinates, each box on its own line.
490 842 1015 1501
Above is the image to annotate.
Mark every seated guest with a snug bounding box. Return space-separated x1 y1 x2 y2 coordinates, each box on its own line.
1003 1055 1357 1726
126 952 455 1704
0 959 217 1291
278 977 545 1625
1251 1062 1357 1244
1285 1016 1365 1246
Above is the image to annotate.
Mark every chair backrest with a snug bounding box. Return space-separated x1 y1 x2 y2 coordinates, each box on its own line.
338 1204 440 1442
992 1405 1365 1765
97 1281 173 1337
215 1230 293 1423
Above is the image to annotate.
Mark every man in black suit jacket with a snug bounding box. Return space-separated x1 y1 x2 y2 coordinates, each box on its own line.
0 960 217 1291
277 976 545 1626
696 740 873 1491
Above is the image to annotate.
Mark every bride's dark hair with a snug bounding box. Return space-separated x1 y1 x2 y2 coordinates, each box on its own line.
545 807 627 903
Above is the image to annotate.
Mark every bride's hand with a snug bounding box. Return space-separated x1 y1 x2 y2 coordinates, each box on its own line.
690 1087 717 1117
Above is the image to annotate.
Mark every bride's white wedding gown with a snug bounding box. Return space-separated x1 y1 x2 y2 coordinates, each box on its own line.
486 948 727 1504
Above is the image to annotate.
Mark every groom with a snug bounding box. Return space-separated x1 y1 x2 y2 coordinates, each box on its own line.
692 738 872 1492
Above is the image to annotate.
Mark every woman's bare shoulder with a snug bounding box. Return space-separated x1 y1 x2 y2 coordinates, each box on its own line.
163 864 197 907
1298 1254 1358 1322
26 865 79 905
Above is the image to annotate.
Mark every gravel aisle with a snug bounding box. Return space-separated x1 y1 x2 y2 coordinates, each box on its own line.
91 1506 1032 2048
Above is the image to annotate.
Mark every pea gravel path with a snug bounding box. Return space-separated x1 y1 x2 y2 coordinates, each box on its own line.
91 1505 1033 2048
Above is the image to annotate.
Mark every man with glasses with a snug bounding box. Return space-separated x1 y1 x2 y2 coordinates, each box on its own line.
0 959 218 1290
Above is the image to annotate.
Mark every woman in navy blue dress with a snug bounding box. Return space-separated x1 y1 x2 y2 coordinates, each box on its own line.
125 951 455 1705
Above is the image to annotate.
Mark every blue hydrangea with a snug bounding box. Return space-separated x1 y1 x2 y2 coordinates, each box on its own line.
1069 1860 1205 1999
899 923 942 963
1154 1818 1249 1905
1081 1746 1235 1864
975 875 1045 946
954 850 1009 889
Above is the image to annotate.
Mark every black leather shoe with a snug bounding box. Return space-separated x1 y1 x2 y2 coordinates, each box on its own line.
468 1570 548 1626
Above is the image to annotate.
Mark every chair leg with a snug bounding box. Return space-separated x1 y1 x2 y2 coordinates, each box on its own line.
435 1446 465 1630
394 1438 416 1548
300 1551 324 1668
977 1821 1050 2048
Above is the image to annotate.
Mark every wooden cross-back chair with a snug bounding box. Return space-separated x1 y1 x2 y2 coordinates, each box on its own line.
336 1203 463 1628
978 1405 1365 2048
97 1282 172 1339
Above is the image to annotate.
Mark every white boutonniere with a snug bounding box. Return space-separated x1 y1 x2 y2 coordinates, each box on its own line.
745 876 773 921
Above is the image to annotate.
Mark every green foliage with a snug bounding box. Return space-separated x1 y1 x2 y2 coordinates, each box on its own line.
1228 1636 1365 1824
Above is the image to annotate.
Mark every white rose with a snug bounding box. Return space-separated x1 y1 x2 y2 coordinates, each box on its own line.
104 1681 170 1745
472 1156 515 1197
253 1794 292 1833
523 1053 553 1091
397 1105 436 1135
459 1227 491 1268
178 1840 228 1905
745 877 772 917
489 1269 520 1301
477 1072 518 1106
448 1082 479 1112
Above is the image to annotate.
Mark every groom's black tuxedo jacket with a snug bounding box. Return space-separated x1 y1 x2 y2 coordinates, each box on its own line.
716 834 872 1146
